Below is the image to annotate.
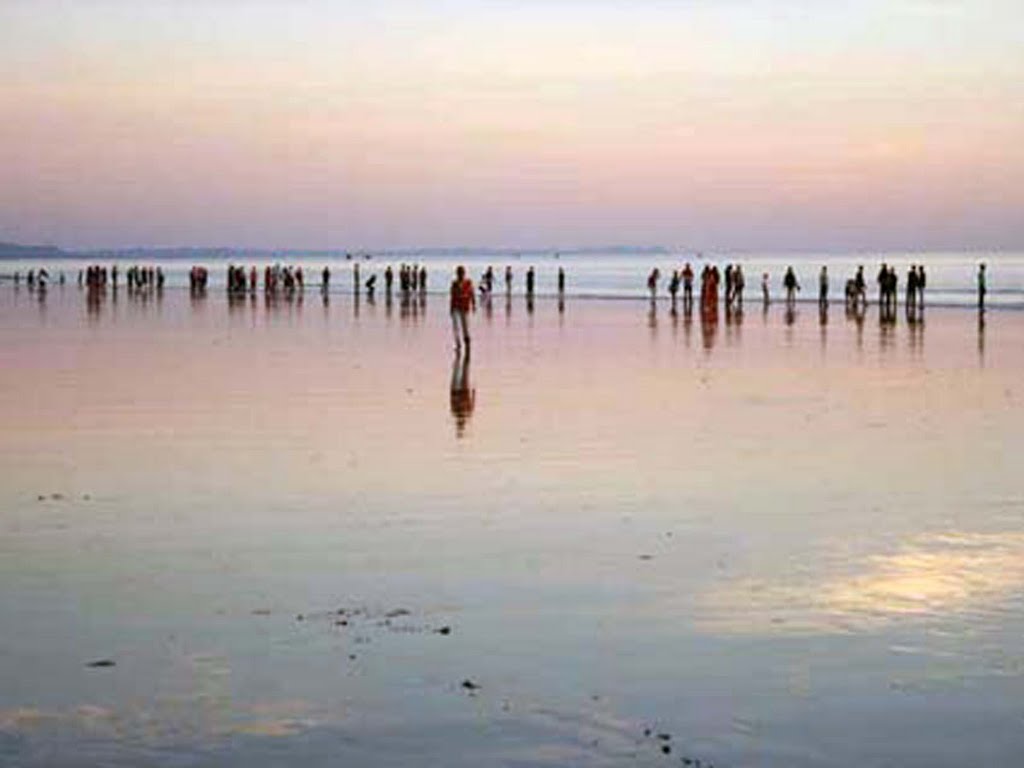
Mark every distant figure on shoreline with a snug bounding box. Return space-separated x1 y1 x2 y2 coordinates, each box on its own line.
818 266 829 309
734 265 745 308
557 267 565 296
978 263 987 311
876 263 898 314
761 272 770 307
846 265 867 309
783 266 800 304
906 265 919 314
682 263 694 311
504 265 513 295
450 265 476 352
668 269 680 308
525 266 535 298
647 268 660 301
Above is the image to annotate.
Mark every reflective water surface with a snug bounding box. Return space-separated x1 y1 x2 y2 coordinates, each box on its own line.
1 287 1023 767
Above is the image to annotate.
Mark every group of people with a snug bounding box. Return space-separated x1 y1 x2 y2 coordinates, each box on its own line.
76 264 165 292
188 266 210 293
14 268 58 290
644 260 992 316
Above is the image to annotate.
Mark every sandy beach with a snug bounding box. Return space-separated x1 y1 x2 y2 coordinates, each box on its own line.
1 285 1022 766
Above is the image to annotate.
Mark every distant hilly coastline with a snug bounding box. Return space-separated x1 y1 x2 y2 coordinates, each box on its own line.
0 242 69 260
0 242 670 260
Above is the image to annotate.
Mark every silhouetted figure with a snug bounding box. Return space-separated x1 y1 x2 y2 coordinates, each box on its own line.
681 262 694 311
906 265 919 315
668 269 680 307
818 266 829 308
450 349 475 438
917 265 926 308
365 274 377 297
525 267 535 298
885 266 898 314
557 267 565 295
647 267 660 301
761 272 770 307
783 266 799 304
419 265 428 294
384 266 393 296
450 265 476 352
734 265 745 308
321 266 330 292
505 265 513 295
978 263 987 312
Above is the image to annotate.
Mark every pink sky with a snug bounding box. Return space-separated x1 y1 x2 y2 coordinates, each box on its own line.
1 1 1023 250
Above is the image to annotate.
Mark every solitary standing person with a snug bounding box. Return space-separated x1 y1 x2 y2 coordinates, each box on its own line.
978 263 987 312
450 265 476 351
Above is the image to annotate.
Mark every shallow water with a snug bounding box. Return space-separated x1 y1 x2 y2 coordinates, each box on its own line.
1 286 1023 767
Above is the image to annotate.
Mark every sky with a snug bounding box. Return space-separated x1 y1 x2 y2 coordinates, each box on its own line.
1 0 1023 251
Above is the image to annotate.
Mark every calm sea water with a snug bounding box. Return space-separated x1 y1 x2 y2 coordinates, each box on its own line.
2 250 1023 308
1 286 1023 767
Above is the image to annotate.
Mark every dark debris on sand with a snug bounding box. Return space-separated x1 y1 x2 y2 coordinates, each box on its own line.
86 659 115 668
640 726 715 767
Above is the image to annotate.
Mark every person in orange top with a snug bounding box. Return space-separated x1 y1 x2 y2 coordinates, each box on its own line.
449 265 476 351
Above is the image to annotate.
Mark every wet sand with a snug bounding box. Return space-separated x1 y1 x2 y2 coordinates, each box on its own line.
1 287 1023 767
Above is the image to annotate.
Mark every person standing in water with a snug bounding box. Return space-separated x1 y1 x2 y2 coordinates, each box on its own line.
818 266 829 309
761 272 770 306
647 267 660 300
525 267 535 298
978 263 987 311
681 263 694 310
450 266 476 351
557 267 565 296
783 266 800 304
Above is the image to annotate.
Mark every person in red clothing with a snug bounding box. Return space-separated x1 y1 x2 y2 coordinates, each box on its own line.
449 265 476 351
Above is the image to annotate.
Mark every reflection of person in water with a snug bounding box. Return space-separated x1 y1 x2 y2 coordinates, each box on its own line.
449 351 475 437
699 290 718 352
